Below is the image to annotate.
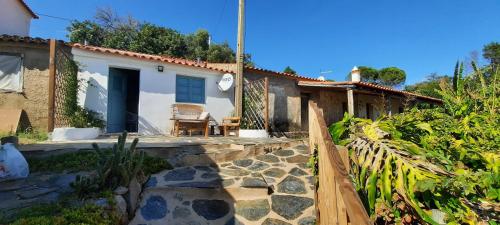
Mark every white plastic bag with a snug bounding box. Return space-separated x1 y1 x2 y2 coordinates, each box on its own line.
0 143 29 179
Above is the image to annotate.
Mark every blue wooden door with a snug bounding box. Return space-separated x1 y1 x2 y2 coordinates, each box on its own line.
107 69 127 133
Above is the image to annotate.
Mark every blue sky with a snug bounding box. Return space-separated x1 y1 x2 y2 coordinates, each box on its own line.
27 0 500 85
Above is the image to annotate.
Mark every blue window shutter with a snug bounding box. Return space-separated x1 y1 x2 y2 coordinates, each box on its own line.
176 75 205 103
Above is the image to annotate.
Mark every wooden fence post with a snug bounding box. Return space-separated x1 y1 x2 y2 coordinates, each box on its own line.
264 77 269 132
47 39 56 132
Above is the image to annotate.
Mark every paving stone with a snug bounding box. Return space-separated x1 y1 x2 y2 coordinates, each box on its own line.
200 172 220 179
140 195 168 221
271 195 314 220
233 159 253 167
182 201 191 206
277 176 307 194
220 168 250 176
192 199 230 220
170 180 222 188
297 163 309 169
247 161 270 171
294 145 310 154
172 206 191 219
145 176 158 188
262 218 292 225
256 154 280 163
306 176 315 185
289 167 308 176
193 166 214 172
235 199 270 221
263 168 286 178
224 217 244 225
272 149 295 157
271 163 287 167
298 216 316 225
241 177 267 188
220 163 232 167
17 187 59 199
286 155 309 164
163 167 196 181
228 166 241 170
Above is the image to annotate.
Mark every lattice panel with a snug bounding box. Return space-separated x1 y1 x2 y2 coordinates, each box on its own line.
53 46 77 128
241 78 267 130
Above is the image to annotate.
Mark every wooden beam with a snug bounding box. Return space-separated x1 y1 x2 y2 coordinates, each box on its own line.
47 39 56 132
347 88 354 116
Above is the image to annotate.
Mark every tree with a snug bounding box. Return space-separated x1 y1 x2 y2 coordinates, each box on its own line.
405 73 451 99
378 67 406 87
358 66 379 83
66 8 253 65
483 42 500 65
283 66 296 74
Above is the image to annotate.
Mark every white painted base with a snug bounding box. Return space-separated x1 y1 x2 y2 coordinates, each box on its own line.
239 129 269 138
52 127 100 141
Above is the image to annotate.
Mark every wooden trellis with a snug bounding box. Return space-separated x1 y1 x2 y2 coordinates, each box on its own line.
48 39 78 131
241 77 269 131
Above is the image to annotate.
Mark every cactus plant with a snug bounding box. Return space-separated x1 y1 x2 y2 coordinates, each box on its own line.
71 131 145 197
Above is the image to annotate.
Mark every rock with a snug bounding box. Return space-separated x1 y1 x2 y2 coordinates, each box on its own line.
235 199 270 221
247 162 270 171
241 177 267 188
140 195 168 221
289 167 308 176
233 159 253 167
114 195 129 224
193 166 214 172
114 186 128 195
298 216 316 225
262 218 292 225
174 193 184 202
144 176 158 188
172 206 191 219
256 154 280 163
272 149 295 157
220 168 250 176
170 180 221 188
127 177 141 214
0 179 28 192
271 195 314 220
222 179 235 187
192 199 230 220
277 176 306 194
91 197 111 209
286 155 309 164
182 201 191 206
163 167 196 181
263 168 286 178
297 163 309 169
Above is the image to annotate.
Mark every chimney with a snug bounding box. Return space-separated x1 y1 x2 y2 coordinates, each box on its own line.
351 66 361 82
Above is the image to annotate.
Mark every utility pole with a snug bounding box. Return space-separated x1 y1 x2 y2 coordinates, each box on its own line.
234 0 245 117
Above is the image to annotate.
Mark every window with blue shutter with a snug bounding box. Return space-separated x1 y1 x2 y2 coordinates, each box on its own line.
176 75 205 104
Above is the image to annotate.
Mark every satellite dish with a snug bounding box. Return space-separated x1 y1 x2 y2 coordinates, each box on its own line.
218 73 234 91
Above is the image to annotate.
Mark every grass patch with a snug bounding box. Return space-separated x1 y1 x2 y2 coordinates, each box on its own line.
28 150 172 174
0 129 48 145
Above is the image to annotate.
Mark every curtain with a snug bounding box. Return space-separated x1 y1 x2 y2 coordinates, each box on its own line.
0 54 23 92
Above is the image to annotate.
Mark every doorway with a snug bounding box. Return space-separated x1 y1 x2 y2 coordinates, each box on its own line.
107 67 140 133
300 93 311 131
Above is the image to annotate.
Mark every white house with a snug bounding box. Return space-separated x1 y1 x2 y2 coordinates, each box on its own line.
72 44 236 135
0 0 38 36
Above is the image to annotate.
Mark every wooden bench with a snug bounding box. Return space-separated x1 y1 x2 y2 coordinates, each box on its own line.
220 117 240 137
171 104 210 138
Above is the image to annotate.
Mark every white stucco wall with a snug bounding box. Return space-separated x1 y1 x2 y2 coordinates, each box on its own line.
72 48 235 135
0 0 33 36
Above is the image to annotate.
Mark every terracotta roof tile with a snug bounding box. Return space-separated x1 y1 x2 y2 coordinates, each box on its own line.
298 80 443 103
0 35 63 44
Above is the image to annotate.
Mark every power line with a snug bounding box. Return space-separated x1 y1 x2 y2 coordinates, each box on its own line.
37 13 74 22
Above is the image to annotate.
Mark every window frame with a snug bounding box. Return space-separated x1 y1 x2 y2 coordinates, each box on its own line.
175 75 206 104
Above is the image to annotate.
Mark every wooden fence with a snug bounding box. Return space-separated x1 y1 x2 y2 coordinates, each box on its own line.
308 100 372 225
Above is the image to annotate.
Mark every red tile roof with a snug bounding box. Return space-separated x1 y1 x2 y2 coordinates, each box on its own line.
72 43 319 81
298 80 443 103
17 0 38 19
0 34 62 44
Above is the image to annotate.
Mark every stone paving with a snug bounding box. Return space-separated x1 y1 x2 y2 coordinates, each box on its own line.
130 144 316 225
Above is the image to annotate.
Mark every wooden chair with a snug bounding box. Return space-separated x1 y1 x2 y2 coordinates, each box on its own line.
220 117 240 137
171 104 210 138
